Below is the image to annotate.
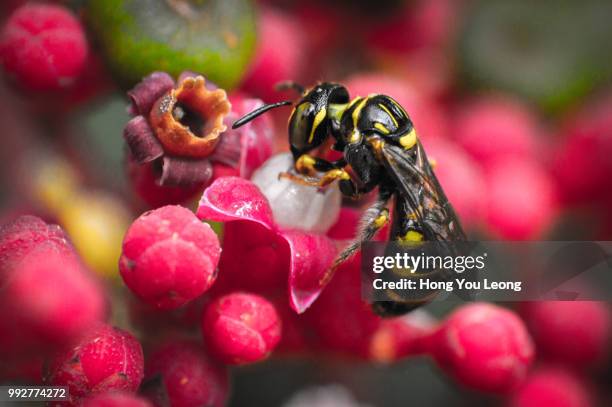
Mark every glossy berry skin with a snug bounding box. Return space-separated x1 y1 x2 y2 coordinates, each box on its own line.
0 216 105 358
429 303 534 393
521 301 611 369
485 159 557 240
143 341 228 407
424 138 486 230
453 96 539 169
509 367 592 407
240 7 305 102
83 392 153 407
202 292 282 364
0 4 88 90
119 205 221 310
45 324 144 406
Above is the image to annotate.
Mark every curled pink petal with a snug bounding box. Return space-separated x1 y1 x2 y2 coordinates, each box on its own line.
227 98 274 178
124 116 164 163
197 177 275 230
160 156 213 186
282 230 337 313
128 71 175 116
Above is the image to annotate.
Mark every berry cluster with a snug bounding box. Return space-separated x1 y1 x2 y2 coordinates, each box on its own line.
1 1 611 406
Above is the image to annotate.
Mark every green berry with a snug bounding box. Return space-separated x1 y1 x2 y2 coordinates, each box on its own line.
85 0 256 89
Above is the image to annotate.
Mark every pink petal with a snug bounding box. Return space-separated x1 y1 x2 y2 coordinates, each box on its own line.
196 177 276 230
224 97 274 178
282 229 337 313
124 116 164 164
239 113 274 178
128 71 174 116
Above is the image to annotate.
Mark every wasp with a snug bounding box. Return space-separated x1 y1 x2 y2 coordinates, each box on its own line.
232 82 467 316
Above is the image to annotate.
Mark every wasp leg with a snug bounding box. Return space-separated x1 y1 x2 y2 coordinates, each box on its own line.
320 189 393 285
279 154 351 188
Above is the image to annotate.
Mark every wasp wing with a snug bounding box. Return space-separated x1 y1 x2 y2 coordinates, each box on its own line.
379 140 466 241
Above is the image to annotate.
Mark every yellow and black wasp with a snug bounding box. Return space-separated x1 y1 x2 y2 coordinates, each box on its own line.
232 82 467 316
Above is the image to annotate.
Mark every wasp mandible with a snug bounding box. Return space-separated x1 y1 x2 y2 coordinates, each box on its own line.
233 82 467 316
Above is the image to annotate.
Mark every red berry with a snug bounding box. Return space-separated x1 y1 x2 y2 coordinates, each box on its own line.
240 8 306 102
143 341 228 407
485 158 557 239
344 73 449 141
369 312 435 363
304 256 381 359
551 93 612 205
453 96 539 169
0 4 88 91
0 215 69 279
521 301 611 369
83 392 152 407
0 216 105 357
509 367 592 407
424 138 486 230
120 205 221 310
366 0 458 53
46 323 144 406
429 303 534 393
202 292 281 364
127 156 206 208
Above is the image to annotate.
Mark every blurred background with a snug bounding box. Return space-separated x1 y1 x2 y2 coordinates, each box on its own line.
1 0 612 406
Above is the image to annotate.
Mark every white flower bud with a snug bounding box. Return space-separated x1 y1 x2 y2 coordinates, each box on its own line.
252 153 341 234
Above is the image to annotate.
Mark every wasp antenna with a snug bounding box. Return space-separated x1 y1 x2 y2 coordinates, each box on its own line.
232 101 292 129
275 81 305 94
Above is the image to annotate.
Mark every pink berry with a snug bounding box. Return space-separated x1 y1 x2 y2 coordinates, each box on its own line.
0 4 88 91
509 367 592 407
240 8 305 102
429 303 534 393
344 73 449 141
485 158 557 239
0 216 105 356
521 301 611 368
202 292 281 364
46 323 144 406
127 157 206 208
369 313 435 363
83 392 152 407
551 93 612 205
366 0 458 53
453 96 539 169
120 205 221 310
424 138 486 230
304 255 381 359
0 215 66 277
143 341 228 407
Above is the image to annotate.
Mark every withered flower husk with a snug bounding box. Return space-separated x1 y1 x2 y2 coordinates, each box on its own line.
124 116 164 163
127 71 175 116
160 156 213 186
149 76 231 158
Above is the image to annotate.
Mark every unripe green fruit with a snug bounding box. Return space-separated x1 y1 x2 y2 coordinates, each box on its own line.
85 0 256 89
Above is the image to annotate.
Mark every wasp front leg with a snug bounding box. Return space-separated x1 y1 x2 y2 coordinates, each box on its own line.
279 154 354 189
